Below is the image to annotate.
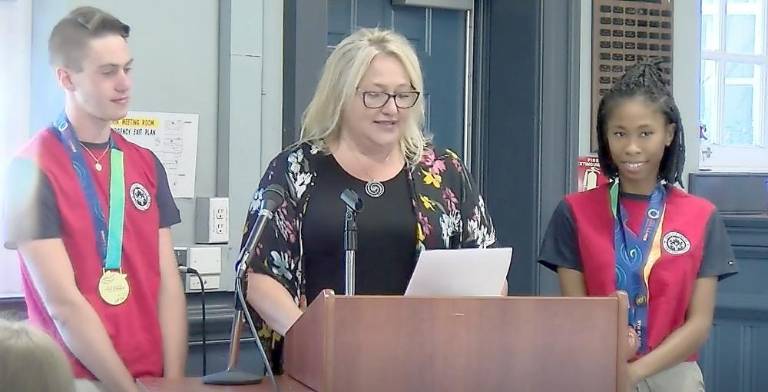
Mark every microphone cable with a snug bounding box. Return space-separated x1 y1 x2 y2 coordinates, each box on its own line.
179 266 207 375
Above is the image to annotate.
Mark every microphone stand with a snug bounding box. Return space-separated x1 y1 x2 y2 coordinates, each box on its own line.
204 184 284 388
202 260 263 385
340 188 363 296
344 206 358 296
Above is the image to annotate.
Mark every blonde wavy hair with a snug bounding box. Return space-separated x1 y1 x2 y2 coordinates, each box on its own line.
299 28 428 165
0 320 75 392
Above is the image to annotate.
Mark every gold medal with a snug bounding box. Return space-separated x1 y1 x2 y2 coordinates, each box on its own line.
98 269 130 305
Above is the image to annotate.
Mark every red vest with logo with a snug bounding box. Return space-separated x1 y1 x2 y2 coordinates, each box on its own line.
565 184 714 360
18 128 163 378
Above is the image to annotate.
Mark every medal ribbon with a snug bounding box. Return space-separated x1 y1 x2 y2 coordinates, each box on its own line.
610 181 665 353
53 113 125 270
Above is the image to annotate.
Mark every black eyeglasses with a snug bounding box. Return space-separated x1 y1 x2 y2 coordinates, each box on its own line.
358 90 421 109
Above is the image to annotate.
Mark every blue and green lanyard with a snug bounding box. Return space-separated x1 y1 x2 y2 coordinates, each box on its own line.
610 181 665 353
52 113 125 271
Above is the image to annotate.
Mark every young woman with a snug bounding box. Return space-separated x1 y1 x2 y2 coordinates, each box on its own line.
539 61 737 392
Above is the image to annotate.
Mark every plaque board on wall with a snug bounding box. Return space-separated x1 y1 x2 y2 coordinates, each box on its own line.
591 0 674 151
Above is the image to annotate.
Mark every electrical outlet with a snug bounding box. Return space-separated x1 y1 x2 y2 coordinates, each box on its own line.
173 247 188 267
210 198 229 241
195 197 229 244
188 247 222 275
186 274 220 291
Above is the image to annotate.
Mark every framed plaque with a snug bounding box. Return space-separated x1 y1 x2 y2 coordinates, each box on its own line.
591 0 674 151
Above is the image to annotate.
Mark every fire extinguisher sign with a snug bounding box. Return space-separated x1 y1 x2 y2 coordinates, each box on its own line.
577 156 609 192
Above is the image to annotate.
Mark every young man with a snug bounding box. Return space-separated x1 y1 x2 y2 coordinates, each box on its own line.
2 7 187 392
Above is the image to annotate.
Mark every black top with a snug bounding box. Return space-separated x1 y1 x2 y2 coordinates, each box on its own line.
302 154 417 300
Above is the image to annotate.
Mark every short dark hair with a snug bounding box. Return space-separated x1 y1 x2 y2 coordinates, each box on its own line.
596 59 686 186
48 6 130 71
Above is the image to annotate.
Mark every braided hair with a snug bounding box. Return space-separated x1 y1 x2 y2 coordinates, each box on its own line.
596 59 686 186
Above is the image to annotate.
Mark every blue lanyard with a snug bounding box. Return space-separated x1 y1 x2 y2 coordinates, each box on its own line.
610 181 665 353
52 112 125 270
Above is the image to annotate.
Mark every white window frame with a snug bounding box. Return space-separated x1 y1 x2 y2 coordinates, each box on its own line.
0 0 32 298
700 0 768 172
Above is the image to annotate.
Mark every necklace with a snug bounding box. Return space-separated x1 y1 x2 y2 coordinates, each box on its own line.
365 179 385 198
79 142 110 171
357 150 393 198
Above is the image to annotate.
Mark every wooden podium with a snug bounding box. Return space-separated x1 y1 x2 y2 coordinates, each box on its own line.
284 292 629 392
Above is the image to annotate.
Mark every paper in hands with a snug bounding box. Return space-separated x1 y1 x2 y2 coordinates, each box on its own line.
405 248 512 297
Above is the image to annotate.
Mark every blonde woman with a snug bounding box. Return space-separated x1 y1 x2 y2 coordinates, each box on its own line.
0 320 75 392
242 28 496 371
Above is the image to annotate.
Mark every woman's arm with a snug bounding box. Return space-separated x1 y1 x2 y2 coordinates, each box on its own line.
246 272 303 335
240 148 306 335
627 277 717 385
557 267 587 296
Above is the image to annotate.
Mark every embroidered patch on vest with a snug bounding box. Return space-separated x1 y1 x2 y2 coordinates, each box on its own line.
663 231 690 255
130 183 151 211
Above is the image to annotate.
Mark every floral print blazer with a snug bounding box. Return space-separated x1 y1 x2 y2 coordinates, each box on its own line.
240 142 496 370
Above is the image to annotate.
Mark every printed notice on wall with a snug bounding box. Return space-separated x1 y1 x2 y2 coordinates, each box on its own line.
112 111 199 198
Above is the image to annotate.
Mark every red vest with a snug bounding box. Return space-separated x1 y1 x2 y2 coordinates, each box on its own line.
18 128 164 378
565 184 713 360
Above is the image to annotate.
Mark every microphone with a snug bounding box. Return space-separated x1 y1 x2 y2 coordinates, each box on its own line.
238 185 286 275
203 184 285 387
340 189 363 296
340 188 363 213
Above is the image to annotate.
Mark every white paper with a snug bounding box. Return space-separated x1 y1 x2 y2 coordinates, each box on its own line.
112 111 199 198
405 247 513 297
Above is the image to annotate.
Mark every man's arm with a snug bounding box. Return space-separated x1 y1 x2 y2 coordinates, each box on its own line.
19 239 138 392
157 227 187 378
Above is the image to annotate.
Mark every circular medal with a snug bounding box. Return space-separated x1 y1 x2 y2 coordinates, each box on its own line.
95 162 103 171
98 270 130 305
